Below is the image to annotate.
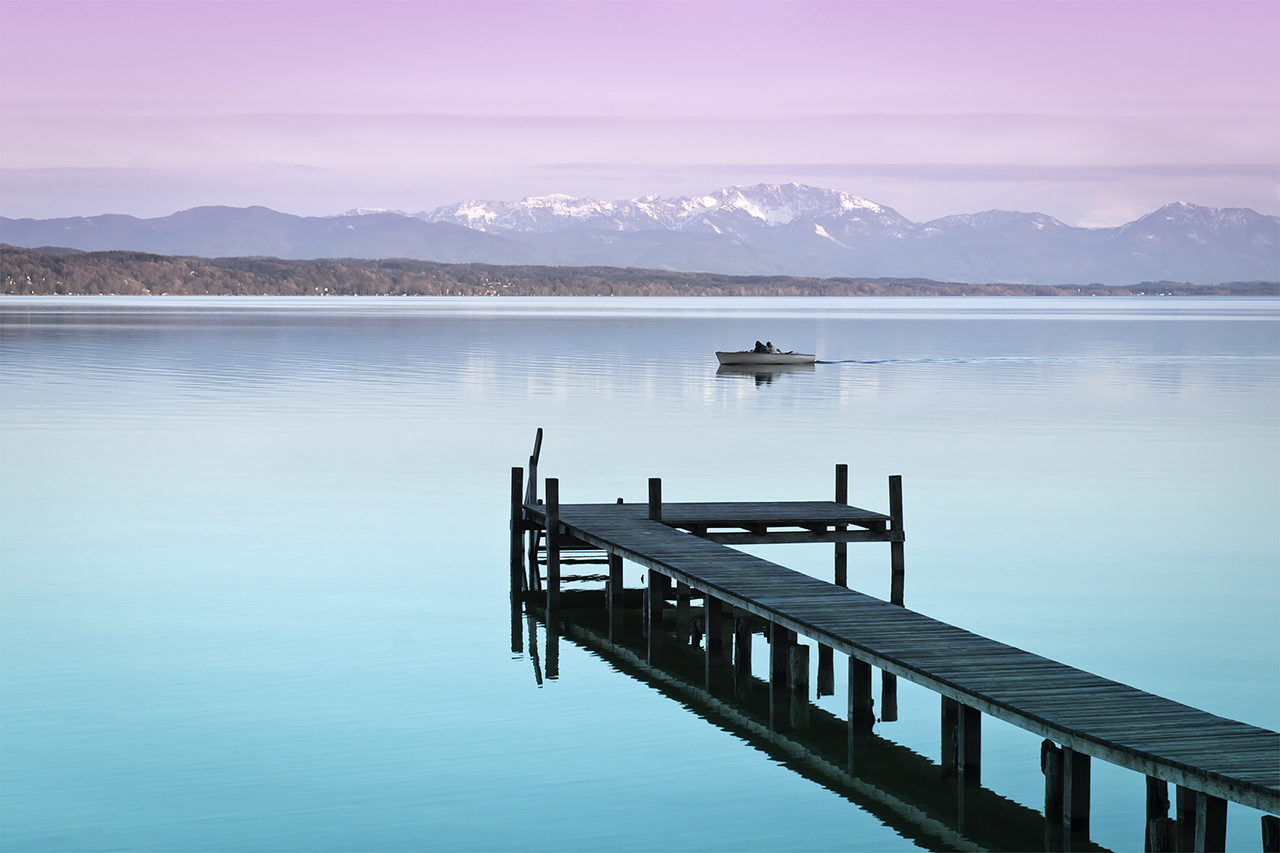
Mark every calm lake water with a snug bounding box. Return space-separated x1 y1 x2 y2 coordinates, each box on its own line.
1 296 1277 851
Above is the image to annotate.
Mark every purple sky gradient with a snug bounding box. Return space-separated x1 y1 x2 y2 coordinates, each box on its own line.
2 0 1276 224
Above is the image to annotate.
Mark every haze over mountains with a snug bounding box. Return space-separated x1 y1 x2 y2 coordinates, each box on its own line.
3 183 1276 286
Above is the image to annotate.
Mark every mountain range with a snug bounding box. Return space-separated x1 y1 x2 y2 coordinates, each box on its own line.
2 183 1276 285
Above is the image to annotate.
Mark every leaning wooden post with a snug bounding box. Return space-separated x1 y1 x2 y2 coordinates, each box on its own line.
1196 792 1227 852
545 478 560 612
648 477 662 522
789 644 810 730
1145 776 1170 853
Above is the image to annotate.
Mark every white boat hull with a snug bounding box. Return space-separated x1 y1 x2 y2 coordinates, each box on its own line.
716 351 816 365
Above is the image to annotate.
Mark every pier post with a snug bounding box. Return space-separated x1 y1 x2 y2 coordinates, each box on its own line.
960 704 981 785
510 467 525 598
1146 776 1170 852
646 570 668 631
705 595 725 692
734 616 753 700
942 697 960 779
648 478 662 522
607 552 624 641
769 622 793 731
889 475 904 606
1042 740 1064 822
835 464 848 587
1149 818 1176 852
1262 815 1280 853
1064 747 1090 834
817 645 834 696
1176 789 1226 853
545 478 560 612
676 581 691 643
847 655 873 772
789 644 810 730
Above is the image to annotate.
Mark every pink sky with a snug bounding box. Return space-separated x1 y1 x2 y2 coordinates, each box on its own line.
2 0 1276 224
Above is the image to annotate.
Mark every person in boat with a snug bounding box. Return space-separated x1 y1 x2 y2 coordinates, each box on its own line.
753 340 768 353
766 341 778 354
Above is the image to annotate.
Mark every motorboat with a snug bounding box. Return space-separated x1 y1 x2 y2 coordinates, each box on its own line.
716 350 816 366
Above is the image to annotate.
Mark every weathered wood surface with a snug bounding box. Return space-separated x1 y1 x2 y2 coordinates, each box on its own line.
523 500 1280 813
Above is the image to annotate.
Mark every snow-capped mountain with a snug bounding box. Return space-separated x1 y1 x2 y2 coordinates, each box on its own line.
3 186 1276 285
418 183 912 239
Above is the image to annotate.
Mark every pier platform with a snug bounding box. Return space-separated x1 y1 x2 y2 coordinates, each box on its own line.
509 436 1279 851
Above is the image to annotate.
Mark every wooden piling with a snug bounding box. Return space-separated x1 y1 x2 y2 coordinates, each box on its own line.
881 672 899 722
769 622 793 731
545 478 560 611
817 644 834 696
648 477 662 522
849 656 873 731
1041 741 1064 823
942 696 960 779
1064 747 1090 833
889 475 904 606
607 552 624 641
647 569 668 630
790 644 810 730
1148 817 1176 853
1195 792 1227 852
510 467 524 599
676 581 691 643
960 704 981 785
1146 776 1170 852
1263 815 1280 853
733 615 753 700
834 464 849 587
705 595 724 692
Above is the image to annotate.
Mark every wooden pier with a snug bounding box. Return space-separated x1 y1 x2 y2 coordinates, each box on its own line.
509 435 1280 851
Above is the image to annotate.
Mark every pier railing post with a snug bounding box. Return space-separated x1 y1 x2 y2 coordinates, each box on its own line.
510 466 524 597
648 477 662 522
889 474 904 606
835 464 848 587
545 478 560 612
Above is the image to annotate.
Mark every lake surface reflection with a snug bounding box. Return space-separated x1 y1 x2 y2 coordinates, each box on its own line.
2 296 1276 851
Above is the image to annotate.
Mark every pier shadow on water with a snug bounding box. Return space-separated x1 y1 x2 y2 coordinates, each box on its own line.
514 589 1111 853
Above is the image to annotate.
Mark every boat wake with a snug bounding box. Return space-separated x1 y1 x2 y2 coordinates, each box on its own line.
815 355 1278 365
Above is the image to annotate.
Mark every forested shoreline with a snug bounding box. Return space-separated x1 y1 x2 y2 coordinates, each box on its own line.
3 245 1275 297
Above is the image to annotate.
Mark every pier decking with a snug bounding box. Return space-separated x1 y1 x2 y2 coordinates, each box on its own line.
509 442 1279 851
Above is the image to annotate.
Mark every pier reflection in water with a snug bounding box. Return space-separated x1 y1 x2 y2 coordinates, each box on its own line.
513 589 1110 853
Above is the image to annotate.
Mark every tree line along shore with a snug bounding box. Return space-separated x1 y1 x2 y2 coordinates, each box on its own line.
2 245 1276 298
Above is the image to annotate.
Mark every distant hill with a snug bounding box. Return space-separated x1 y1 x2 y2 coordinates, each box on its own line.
2 185 1277 285
4 245 1276 297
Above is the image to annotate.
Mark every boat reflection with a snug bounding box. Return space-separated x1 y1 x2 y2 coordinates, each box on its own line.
517 592 1110 853
716 362 817 386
